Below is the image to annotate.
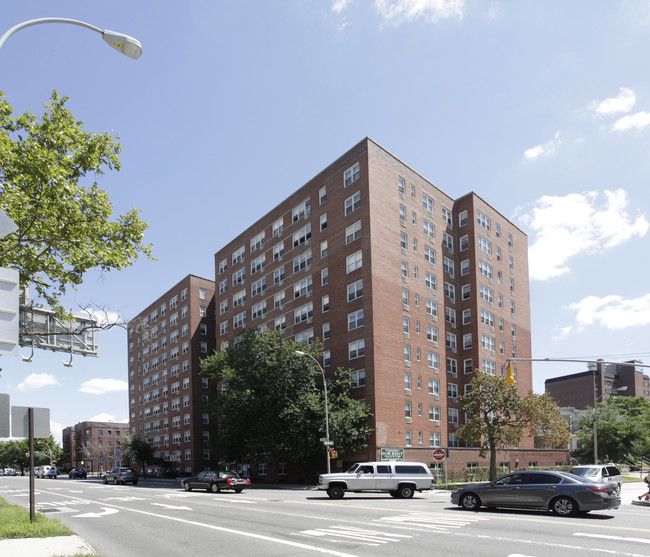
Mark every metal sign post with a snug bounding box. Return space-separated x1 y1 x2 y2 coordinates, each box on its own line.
28 408 35 523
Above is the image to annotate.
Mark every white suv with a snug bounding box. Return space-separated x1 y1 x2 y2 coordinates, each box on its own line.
569 464 622 495
317 461 433 499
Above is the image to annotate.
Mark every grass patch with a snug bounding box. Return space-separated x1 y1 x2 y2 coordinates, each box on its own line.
0 496 73 540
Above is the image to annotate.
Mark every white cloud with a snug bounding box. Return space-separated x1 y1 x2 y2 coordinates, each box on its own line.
373 0 465 27
613 111 650 131
519 189 649 281
50 420 64 445
557 293 650 337
88 412 128 423
332 0 351 13
17 373 60 391
524 131 562 161
593 87 636 115
78 378 128 395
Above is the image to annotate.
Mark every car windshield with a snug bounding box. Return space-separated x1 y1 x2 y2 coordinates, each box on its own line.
346 464 361 474
571 468 599 478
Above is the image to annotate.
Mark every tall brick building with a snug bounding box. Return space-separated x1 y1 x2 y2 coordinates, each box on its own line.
128 138 567 478
127 275 215 474
212 138 564 476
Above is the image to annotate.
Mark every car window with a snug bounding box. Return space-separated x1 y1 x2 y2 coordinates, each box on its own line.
570 468 598 478
495 474 524 486
376 465 391 474
606 466 620 476
526 473 561 484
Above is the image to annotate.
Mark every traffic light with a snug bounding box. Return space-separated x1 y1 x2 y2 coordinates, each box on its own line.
505 364 516 385
329 451 338 459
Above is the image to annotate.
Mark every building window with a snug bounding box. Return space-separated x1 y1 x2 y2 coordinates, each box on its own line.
320 213 328 231
292 199 311 222
350 369 365 388
345 192 361 215
272 217 284 237
348 309 364 331
345 220 362 244
344 162 360 187
346 251 363 273
422 193 434 213
347 279 363 302
348 339 365 359
423 219 435 241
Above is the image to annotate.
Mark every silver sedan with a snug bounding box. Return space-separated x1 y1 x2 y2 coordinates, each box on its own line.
451 470 620 517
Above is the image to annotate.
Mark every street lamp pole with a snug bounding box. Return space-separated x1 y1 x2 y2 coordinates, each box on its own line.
593 383 627 464
0 18 142 58
295 350 331 474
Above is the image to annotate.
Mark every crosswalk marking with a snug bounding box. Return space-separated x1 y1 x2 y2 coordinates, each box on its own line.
295 526 412 546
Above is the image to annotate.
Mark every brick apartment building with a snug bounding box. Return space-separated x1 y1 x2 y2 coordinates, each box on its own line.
210 138 567 478
127 275 216 474
545 360 650 410
61 420 130 473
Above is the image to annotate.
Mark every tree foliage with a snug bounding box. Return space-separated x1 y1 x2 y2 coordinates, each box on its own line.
0 90 153 312
574 396 650 464
200 328 373 476
122 434 155 474
0 436 61 472
457 371 570 480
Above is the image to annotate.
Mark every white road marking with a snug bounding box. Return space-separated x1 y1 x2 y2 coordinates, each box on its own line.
73 507 119 518
295 526 412 546
151 503 193 510
574 533 650 545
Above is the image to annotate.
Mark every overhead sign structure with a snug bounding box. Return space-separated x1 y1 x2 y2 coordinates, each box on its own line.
0 268 20 356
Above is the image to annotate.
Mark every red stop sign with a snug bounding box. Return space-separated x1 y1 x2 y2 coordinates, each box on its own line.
433 449 446 461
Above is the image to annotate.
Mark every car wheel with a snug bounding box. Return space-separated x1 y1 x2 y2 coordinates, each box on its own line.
389 490 399 498
398 485 415 499
615 483 621 496
460 493 481 511
211 483 219 493
234 488 243 493
183 482 192 492
327 486 345 499
551 496 578 517
113 477 118 485
103 476 108 484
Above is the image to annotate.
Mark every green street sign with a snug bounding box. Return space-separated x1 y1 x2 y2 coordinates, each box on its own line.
380 448 404 461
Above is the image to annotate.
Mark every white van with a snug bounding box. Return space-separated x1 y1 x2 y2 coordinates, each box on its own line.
37 465 57 478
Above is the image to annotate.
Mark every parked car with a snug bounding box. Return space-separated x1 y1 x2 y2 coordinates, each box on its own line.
36 465 57 478
451 470 621 517
180 470 250 493
569 464 623 495
317 461 434 499
69 468 87 479
103 467 139 485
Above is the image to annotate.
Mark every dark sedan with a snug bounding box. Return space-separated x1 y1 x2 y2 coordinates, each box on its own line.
69 468 87 479
180 470 250 493
451 470 621 516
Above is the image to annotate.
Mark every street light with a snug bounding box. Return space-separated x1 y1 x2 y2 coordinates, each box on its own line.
0 18 142 58
593 385 627 464
295 350 331 474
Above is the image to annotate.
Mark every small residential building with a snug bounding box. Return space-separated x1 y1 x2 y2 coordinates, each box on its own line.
61 420 130 473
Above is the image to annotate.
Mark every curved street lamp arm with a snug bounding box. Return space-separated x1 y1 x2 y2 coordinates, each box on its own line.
0 18 142 59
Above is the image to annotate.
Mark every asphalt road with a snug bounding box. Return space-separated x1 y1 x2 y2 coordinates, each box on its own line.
2 475 650 556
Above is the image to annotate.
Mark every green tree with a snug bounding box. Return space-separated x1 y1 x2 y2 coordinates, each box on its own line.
0 90 153 313
457 371 570 481
33 435 63 467
574 396 650 464
200 328 373 476
122 434 155 475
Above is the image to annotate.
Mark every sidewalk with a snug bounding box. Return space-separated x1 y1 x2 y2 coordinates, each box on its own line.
0 535 94 557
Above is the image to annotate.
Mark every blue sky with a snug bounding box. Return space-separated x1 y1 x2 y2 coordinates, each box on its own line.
1 1 649 444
